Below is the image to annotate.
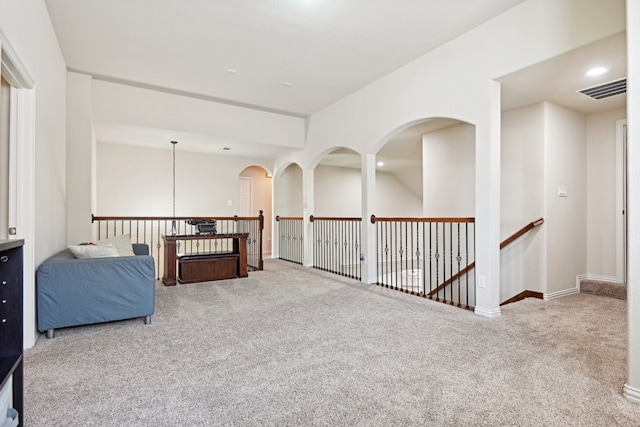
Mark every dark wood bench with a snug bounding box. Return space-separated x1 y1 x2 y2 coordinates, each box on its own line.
177 252 241 284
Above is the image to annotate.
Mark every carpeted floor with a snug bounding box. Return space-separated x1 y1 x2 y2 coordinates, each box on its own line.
23 259 640 426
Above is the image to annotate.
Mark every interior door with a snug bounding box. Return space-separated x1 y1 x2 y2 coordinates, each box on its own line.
239 176 253 217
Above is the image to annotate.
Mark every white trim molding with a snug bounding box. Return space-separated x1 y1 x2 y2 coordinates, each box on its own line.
1 29 38 348
615 119 627 284
623 384 640 404
474 306 501 318
574 273 619 292
544 287 579 301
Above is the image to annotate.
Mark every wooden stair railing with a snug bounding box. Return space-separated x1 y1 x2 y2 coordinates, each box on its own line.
427 218 544 297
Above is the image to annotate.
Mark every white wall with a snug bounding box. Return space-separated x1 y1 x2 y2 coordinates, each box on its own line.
544 102 587 295
625 0 640 402
500 102 625 301
586 107 626 278
275 0 626 314
501 105 545 236
67 72 96 244
314 164 423 217
0 77 8 240
274 163 303 217
314 165 361 217
0 0 68 260
501 104 545 300
92 80 305 150
96 142 273 217
0 0 67 347
375 170 422 217
422 123 475 217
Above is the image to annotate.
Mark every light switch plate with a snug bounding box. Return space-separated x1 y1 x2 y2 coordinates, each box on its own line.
558 185 568 197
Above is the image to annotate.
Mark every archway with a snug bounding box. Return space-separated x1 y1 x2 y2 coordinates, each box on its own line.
314 147 361 217
375 118 474 217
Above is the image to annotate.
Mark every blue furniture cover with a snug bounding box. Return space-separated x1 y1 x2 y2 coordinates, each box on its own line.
36 243 155 334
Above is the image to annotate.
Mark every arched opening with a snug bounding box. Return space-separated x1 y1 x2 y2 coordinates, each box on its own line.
274 162 303 217
273 162 303 262
371 117 476 308
375 118 474 217
314 147 361 217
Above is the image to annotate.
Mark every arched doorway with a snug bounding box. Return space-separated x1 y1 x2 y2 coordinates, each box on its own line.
239 165 273 256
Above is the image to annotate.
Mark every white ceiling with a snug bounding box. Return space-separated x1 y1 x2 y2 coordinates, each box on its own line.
499 31 627 115
45 0 526 117
45 1 627 170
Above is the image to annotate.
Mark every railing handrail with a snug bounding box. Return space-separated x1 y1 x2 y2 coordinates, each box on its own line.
310 215 362 222
276 216 303 221
500 217 544 249
92 211 265 275
427 217 544 296
371 215 475 224
93 214 261 222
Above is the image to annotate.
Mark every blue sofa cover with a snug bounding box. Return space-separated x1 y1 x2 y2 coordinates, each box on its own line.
36 243 155 338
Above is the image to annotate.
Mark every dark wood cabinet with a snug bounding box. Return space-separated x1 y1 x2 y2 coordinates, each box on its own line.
0 239 24 426
162 234 248 286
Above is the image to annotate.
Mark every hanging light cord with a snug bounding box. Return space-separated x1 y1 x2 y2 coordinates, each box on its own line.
171 141 177 218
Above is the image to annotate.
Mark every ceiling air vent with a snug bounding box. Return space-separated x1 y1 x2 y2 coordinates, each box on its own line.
578 78 627 100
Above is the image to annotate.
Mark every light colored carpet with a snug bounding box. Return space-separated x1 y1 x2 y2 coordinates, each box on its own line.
24 259 640 426
580 279 627 300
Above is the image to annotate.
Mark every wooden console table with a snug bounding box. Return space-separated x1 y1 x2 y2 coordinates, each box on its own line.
162 234 248 286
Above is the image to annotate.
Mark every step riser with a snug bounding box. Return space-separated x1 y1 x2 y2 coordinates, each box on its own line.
580 280 627 300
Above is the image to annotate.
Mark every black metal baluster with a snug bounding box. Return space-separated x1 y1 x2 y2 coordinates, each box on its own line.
422 222 426 296
383 221 388 287
435 222 440 301
281 220 286 261
411 222 420 295
468 222 472 308
449 222 453 305
456 223 461 307
392 221 397 290
299 219 303 265
156 221 162 280
331 221 340 273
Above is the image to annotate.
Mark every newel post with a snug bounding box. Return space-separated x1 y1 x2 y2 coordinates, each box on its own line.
258 210 264 270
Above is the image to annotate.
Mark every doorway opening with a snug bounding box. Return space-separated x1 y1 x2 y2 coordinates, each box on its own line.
239 166 273 257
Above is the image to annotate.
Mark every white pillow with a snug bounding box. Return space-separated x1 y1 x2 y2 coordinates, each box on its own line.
96 234 136 257
69 244 120 259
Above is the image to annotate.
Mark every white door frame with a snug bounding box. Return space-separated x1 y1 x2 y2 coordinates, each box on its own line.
1 30 37 348
616 119 627 284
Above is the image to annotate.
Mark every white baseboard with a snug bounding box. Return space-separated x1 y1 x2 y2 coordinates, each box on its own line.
575 274 619 292
544 287 579 301
623 384 640 404
581 274 619 283
474 306 501 318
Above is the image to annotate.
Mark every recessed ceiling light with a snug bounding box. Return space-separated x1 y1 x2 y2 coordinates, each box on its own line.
226 68 238 74
586 67 608 77
282 82 293 87
377 161 384 167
